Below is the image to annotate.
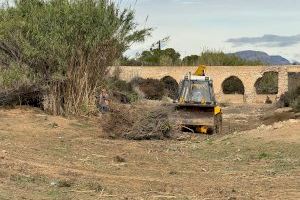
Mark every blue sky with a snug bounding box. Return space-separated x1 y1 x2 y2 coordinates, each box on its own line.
119 0 300 62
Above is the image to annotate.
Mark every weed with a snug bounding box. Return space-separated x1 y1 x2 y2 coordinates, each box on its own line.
86 181 104 192
258 152 270 159
206 139 213 145
114 155 126 163
57 179 73 188
169 170 178 175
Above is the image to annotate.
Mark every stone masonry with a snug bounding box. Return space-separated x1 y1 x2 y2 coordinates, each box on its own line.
114 66 300 103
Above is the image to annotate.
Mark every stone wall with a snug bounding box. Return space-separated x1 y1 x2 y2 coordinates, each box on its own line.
114 66 300 103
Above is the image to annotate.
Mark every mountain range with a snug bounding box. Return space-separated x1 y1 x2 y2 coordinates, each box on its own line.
233 50 292 65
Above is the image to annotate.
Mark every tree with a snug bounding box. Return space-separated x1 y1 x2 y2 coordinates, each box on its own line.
0 0 151 115
198 51 262 66
137 48 181 66
255 72 278 94
182 55 200 66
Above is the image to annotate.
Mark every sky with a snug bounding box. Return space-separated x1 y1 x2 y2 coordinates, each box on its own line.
118 0 300 62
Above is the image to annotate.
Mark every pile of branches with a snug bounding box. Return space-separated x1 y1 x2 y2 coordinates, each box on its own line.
0 84 44 107
130 78 165 100
160 76 179 100
102 103 177 140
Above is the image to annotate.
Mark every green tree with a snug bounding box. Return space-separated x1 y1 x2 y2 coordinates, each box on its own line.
137 48 181 66
198 51 262 66
182 55 200 66
255 72 278 94
0 0 150 115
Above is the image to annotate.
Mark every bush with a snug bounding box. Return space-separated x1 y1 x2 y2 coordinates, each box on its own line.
183 51 263 66
222 76 245 94
0 64 36 90
255 72 278 94
278 86 300 112
292 96 300 112
0 0 150 115
106 77 139 103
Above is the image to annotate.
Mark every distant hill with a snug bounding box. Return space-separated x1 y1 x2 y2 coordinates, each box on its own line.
233 50 291 65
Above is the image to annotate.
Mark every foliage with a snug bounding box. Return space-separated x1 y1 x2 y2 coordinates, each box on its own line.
136 48 181 66
122 49 263 66
196 51 263 66
0 64 37 90
181 55 200 66
106 77 139 103
222 76 245 94
279 86 300 112
0 0 150 115
118 56 142 66
255 72 278 94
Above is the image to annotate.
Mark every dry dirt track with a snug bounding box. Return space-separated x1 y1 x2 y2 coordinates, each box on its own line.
0 106 299 200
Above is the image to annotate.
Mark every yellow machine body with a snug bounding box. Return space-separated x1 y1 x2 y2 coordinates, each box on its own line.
173 65 223 134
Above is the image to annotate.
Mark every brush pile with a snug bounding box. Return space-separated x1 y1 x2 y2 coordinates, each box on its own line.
102 103 178 140
130 78 165 100
0 84 44 107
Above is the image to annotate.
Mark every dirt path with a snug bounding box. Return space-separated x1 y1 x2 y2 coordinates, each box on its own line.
0 106 299 199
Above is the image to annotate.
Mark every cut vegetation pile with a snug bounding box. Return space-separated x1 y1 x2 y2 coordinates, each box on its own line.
102 103 177 140
131 78 165 100
160 76 179 100
0 84 44 107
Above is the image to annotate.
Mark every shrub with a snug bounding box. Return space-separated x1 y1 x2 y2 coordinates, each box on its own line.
0 0 150 115
278 86 300 112
106 77 139 103
255 72 278 94
0 64 36 90
222 76 245 94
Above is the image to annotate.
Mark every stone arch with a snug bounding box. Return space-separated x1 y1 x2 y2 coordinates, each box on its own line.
160 76 179 99
255 71 278 94
222 76 245 94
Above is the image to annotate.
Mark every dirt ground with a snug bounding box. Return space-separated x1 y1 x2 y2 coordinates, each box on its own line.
0 104 299 200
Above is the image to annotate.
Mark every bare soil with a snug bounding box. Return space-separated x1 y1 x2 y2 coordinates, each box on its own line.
0 105 299 200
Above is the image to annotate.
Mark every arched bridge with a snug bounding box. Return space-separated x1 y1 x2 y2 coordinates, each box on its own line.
115 66 300 103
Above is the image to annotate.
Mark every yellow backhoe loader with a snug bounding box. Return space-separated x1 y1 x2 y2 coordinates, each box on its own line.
172 66 222 134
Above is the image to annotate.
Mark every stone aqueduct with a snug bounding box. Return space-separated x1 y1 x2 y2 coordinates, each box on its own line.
115 66 300 103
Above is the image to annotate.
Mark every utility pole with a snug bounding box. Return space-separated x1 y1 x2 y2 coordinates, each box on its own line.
158 40 161 50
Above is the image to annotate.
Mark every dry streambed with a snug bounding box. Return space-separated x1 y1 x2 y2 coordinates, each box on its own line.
0 106 299 199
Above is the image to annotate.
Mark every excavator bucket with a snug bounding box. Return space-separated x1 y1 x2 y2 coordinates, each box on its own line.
171 104 222 134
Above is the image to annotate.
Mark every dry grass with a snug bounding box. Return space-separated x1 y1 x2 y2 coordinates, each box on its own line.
0 106 299 199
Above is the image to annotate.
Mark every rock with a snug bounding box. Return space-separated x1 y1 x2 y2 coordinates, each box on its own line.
50 181 58 186
273 122 283 129
0 150 7 159
258 124 272 131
